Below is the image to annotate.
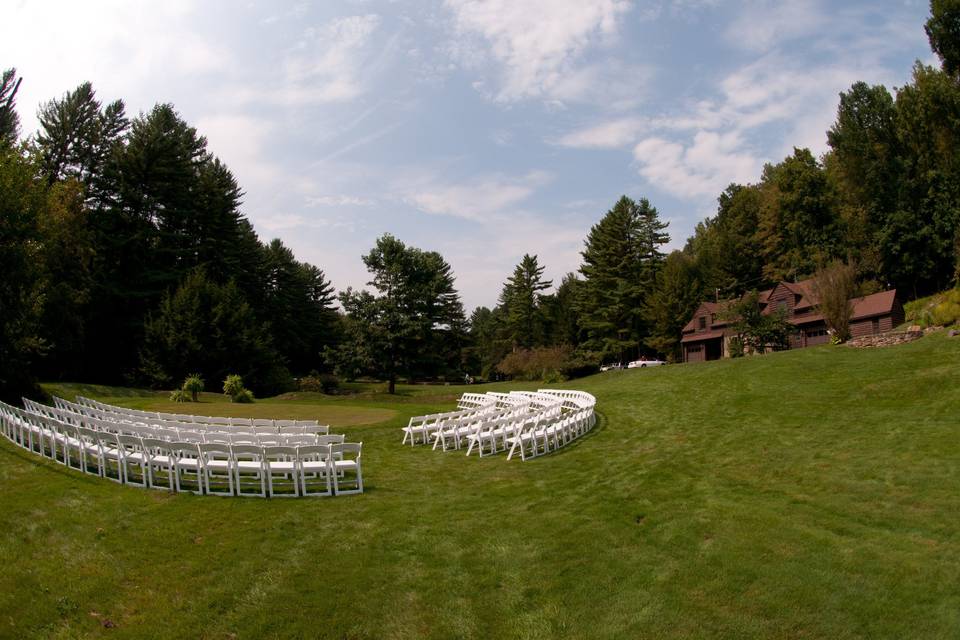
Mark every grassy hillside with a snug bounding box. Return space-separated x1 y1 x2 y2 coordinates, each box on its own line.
2 335 959 639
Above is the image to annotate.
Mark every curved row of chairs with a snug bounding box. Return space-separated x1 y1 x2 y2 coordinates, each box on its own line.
1 398 363 497
401 389 597 461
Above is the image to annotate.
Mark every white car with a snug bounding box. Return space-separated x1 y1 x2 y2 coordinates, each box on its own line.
599 363 623 372
627 359 665 368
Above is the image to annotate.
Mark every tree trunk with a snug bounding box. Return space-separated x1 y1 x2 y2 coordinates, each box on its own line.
388 375 396 395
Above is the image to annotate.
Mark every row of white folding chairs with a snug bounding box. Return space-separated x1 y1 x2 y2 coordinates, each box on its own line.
0 403 361 497
45 398 331 436
465 403 565 457
505 407 596 461
73 395 322 429
401 399 508 446
456 393 498 410
81 418 344 447
402 390 548 447
430 404 534 452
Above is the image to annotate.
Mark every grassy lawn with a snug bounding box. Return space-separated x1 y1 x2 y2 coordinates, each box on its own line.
2 335 959 638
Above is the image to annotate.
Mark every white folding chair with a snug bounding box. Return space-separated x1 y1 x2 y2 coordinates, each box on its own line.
231 444 266 498
297 445 332 497
330 443 363 495
116 434 150 487
142 437 175 491
170 443 204 495
264 446 299 497
198 443 234 496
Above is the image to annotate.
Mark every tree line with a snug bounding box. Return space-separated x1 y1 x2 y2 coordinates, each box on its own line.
1 2 958 398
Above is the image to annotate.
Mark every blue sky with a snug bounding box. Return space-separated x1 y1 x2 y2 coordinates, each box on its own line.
3 0 934 310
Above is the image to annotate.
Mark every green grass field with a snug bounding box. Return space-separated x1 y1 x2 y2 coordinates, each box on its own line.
2 335 959 639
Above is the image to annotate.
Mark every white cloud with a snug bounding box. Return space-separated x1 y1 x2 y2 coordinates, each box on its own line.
444 0 633 103
724 0 825 52
554 116 646 149
405 171 553 221
633 131 762 200
278 14 382 105
306 195 376 207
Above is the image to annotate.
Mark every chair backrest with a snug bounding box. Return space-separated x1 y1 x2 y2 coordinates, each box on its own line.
331 442 361 458
229 417 251 427
169 442 200 458
197 442 231 461
294 420 319 427
116 433 144 451
178 430 204 443
229 433 257 445
263 445 298 460
141 437 170 455
302 425 329 435
252 419 275 428
257 435 280 446
254 425 277 434
297 444 331 461
277 425 305 434
203 433 231 444
231 444 264 460
316 434 345 446
274 419 296 428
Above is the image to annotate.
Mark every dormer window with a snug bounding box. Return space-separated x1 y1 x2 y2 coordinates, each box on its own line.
699 316 707 330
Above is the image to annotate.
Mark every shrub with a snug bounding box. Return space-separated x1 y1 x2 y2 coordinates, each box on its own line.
232 388 255 403
299 372 340 394
931 294 960 326
319 373 339 394
223 374 245 397
298 375 323 392
182 373 203 402
728 336 745 358
223 374 254 403
169 388 190 403
497 346 579 381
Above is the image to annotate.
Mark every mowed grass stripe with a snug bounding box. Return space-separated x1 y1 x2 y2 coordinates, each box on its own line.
1 334 958 638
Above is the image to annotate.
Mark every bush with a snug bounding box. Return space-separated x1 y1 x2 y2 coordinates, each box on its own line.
728 336 745 358
232 388 255 403
496 346 584 381
169 388 190 403
931 289 960 326
223 374 254 403
182 373 203 402
298 372 340 394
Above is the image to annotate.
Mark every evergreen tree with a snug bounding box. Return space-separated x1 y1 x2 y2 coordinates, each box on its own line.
334 235 465 393
0 68 21 147
644 251 703 361
498 254 551 349
138 269 290 395
578 195 669 360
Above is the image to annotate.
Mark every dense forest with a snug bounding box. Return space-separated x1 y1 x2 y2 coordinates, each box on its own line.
2 2 959 400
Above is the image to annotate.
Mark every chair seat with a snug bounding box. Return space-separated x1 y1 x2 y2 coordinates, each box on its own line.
236 461 263 471
301 461 329 472
267 461 297 473
206 460 231 471
175 458 200 469
332 460 358 471
150 455 172 466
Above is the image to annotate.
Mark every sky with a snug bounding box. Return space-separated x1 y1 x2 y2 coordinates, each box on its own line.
2 0 936 311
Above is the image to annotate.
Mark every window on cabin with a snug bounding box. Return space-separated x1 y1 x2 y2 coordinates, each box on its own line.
777 300 787 312
698 316 707 330
710 313 716 324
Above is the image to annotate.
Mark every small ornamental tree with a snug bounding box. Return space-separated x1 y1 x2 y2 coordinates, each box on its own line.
723 290 793 354
223 374 254 403
811 260 857 342
182 373 204 402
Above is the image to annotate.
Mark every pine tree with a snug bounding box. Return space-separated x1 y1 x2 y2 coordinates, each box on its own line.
499 254 551 349
578 195 670 360
0 68 22 147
